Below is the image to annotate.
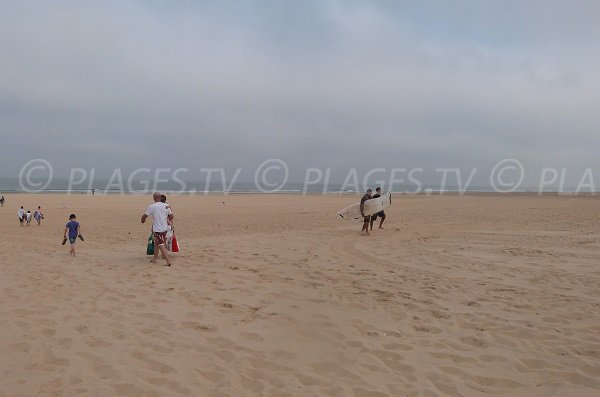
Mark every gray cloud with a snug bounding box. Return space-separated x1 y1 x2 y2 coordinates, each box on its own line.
1 0 599 185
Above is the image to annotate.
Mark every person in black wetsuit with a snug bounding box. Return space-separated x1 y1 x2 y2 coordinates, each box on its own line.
360 189 373 235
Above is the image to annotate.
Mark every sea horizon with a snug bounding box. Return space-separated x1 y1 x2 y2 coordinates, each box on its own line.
0 176 588 195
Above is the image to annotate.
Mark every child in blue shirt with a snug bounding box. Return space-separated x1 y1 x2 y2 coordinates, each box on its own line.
63 214 84 256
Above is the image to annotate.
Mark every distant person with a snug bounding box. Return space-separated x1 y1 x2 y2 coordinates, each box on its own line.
0 195 5 207
26 210 32 226
63 214 83 256
92 188 95 196
18 206 25 226
370 187 387 231
34 206 44 225
360 189 373 235
141 192 172 266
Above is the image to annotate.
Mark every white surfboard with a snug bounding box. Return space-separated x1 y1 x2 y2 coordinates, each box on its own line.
336 192 391 221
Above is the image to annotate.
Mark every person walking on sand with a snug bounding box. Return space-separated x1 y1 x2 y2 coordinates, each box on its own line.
34 206 44 225
141 192 172 267
25 210 32 226
360 189 373 235
370 187 387 231
0 196 5 207
18 206 25 226
63 214 83 256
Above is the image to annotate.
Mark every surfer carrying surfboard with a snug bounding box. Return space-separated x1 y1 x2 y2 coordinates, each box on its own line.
370 187 386 230
360 189 373 235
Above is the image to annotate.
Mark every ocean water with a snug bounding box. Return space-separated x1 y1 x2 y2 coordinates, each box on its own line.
0 176 511 195
0 178 368 194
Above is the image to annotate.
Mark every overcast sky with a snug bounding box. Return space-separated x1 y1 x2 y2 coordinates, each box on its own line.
1 0 599 185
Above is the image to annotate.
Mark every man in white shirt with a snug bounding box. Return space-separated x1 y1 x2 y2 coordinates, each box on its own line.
141 192 172 266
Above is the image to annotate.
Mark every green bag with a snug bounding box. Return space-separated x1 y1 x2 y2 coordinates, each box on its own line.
146 234 154 255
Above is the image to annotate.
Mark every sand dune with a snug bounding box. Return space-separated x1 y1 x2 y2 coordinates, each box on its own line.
1 194 599 396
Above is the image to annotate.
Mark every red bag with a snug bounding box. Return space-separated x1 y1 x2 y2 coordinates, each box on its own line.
171 235 179 253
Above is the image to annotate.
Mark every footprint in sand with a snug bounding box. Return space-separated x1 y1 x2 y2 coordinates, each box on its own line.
111 329 127 340
516 358 560 370
40 328 57 337
197 368 226 382
413 325 442 334
147 342 174 354
429 352 477 364
466 374 523 389
297 373 324 386
382 342 413 351
9 342 31 353
214 350 237 363
43 349 70 367
145 358 176 375
459 335 488 348
146 377 190 395
240 332 264 342
56 337 73 348
352 388 390 397
239 375 264 394
94 364 121 380
269 350 297 361
345 340 366 349
180 321 214 332
113 383 145 397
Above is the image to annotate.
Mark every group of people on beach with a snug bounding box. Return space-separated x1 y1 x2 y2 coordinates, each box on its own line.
360 187 387 235
58 192 176 262
5 191 177 262
8 189 380 261
17 206 44 226
58 192 176 260
10 199 83 256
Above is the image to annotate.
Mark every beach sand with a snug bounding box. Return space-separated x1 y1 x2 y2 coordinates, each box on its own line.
1 193 599 397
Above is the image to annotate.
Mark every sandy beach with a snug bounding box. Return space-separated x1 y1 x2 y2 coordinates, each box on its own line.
0 193 599 397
